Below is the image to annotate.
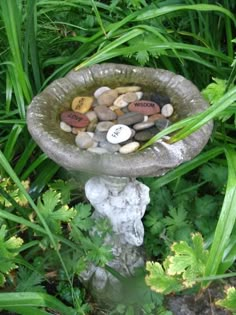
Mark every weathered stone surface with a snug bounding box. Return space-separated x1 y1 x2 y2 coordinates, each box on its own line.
119 141 140 154
94 105 117 121
115 86 141 94
128 100 160 116
87 147 109 154
85 110 98 122
106 124 132 144
133 121 154 131
99 140 120 153
97 89 118 106
60 111 90 128
117 112 144 126
71 96 93 113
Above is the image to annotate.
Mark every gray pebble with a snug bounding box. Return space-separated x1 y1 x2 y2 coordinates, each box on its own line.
75 132 94 149
96 121 115 132
94 105 117 121
133 121 155 131
117 112 144 126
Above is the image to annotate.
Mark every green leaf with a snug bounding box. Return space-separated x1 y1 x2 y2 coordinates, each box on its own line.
0 225 23 286
145 261 182 294
167 233 209 287
216 287 236 312
72 203 93 231
16 267 45 293
37 190 76 234
202 78 227 104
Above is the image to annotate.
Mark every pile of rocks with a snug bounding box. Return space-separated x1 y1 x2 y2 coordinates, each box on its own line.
60 86 174 154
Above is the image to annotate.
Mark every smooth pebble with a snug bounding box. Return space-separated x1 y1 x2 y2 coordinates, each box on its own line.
133 121 155 131
113 94 129 108
60 121 72 132
115 86 141 94
75 132 94 149
96 121 115 132
106 124 132 144
128 100 160 116
161 104 174 117
71 96 93 113
119 141 140 154
94 105 117 121
94 86 111 99
97 89 118 106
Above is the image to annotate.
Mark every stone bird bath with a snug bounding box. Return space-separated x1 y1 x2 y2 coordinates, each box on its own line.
27 63 212 302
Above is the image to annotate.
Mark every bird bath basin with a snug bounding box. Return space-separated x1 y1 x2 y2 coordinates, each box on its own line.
27 63 212 302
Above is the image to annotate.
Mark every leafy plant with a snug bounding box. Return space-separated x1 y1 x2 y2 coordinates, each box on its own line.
216 286 236 314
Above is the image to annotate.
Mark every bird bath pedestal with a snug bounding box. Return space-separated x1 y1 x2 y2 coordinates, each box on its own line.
27 63 212 302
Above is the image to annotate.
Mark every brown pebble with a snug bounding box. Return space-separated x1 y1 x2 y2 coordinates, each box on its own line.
148 113 165 122
60 111 90 128
97 89 118 107
128 100 160 116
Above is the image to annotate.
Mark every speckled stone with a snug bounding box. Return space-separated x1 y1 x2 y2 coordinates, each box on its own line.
60 111 90 128
128 100 160 116
87 147 109 154
119 141 140 154
94 105 117 121
155 118 171 130
60 121 72 132
97 89 118 106
133 121 155 131
99 140 120 153
134 127 158 141
161 104 174 117
117 112 144 126
94 86 111 99
96 121 115 132
106 124 132 144
71 96 93 113
115 86 141 94
75 132 94 149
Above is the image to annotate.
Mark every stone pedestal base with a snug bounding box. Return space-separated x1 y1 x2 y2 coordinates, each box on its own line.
80 176 150 302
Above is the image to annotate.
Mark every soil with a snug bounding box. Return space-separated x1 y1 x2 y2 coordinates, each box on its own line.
165 281 232 315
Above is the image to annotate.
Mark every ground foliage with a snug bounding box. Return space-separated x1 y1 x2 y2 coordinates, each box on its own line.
0 0 236 314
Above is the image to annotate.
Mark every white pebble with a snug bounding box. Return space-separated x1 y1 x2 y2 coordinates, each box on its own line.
60 121 72 132
136 91 143 100
106 124 132 144
94 86 111 99
119 141 140 154
161 104 174 117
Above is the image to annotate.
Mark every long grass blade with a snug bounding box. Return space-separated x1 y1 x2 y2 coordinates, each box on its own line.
205 146 236 276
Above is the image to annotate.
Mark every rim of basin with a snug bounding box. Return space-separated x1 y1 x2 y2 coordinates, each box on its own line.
27 63 213 178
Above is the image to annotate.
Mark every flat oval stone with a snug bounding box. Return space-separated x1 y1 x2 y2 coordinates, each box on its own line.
113 94 128 108
94 105 117 121
106 124 132 144
71 96 93 113
122 92 138 103
128 100 160 116
119 141 140 154
155 118 171 130
96 121 114 132
97 89 118 106
117 112 144 126
75 132 94 149
94 86 111 99
161 103 174 117
133 121 155 131
60 121 72 132
134 127 158 142
60 111 90 128
87 147 109 154
115 86 141 94
114 108 124 116
150 93 171 107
